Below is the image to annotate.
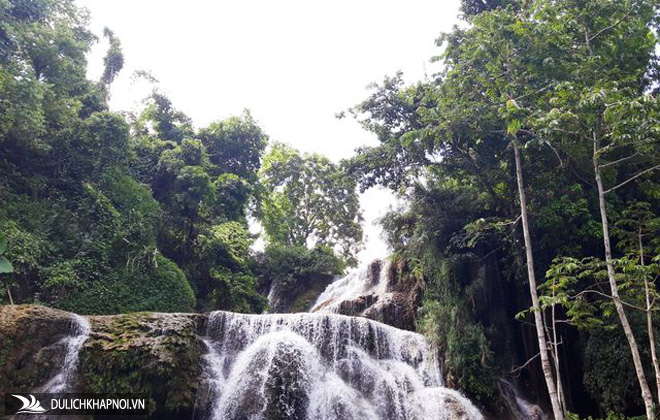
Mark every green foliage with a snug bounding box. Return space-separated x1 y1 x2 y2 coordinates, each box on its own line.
100 27 123 87
418 256 497 402
582 327 647 414
259 142 363 265
198 110 268 182
0 219 49 289
0 234 13 274
460 0 517 17
214 173 252 221
61 253 195 315
0 0 97 151
136 104 269 312
348 0 660 414
134 92 193 143
1 0 354 317
255 244 344 289
252 244 343 313
197 221 251 270
193 221 267 313
209 270 265 314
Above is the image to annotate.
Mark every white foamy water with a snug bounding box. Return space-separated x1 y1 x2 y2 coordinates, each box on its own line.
201 311 483 420
499 379 548 420
40 314 90 393
311 259 390 313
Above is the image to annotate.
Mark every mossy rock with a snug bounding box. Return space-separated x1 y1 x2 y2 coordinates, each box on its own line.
0 305 76 405
79 312 206 418
270 272 335 313
288 273 335 313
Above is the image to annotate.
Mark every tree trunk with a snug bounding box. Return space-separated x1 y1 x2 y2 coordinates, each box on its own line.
550 286 567 416
513 141 564 420
640 227 660 407
593 132 654 419
4 278 13 305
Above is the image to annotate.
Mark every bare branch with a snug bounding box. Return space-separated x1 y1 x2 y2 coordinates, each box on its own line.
599 152 639 168
603 164 660 194
588 5 635 43
574 289 649 312
511 352 541 374
510 85 552 103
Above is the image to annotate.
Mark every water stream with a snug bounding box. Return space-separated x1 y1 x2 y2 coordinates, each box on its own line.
23 266 486 419
39 314 90 393
201 311 483 420
311 259 390 313
499 379 548 420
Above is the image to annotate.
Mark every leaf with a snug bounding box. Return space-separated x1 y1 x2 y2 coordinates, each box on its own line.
0 236 5 255
507 119 521 136
0 256 13 274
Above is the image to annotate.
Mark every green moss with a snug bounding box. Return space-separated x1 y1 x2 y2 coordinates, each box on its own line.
79 311 205 417
60 254 195 315
287 274 333 313
0 305 74 395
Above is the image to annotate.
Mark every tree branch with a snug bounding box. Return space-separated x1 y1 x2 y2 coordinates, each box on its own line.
574 289 649 312
588 4 635 43
511 352 541 374
603 164 660 194
599 152 639 168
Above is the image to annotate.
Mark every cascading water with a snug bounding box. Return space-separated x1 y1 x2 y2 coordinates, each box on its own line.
498 379 548 420
39 314 90 393
200 311 484 420
311 259 390 313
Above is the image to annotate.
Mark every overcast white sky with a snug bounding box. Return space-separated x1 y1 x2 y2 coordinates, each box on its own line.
77 0 461 263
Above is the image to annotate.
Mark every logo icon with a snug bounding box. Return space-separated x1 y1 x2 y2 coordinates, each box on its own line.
12 394 47 414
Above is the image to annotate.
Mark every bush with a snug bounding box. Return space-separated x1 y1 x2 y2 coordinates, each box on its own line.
252 244 343 312
60 253 195 315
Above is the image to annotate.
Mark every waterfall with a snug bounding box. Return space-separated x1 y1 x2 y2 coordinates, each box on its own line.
39 314 90 393
201 311 483 420
311 259 389 313
498 379 548 420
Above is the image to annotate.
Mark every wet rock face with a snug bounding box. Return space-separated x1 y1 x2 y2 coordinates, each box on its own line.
217 336 312 420
80 312 206 418
313 258 423 331
1 305 485 420
268 272 335 314
370 259 423 331
0 305 75 394
0 305 207 418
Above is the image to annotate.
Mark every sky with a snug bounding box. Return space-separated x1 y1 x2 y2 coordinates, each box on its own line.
77 0 461 263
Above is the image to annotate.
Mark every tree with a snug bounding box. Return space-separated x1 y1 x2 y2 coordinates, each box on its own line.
0 235 14 304
440 2 660 416
0 0 270 315
133 91 193 143
529 1 660 416
0 0 98 152
100 27 123 100
348 0 660 415
349 7 567 415
460 0 517 17
259 142 363 265
615 203 660 407
197 110 268 183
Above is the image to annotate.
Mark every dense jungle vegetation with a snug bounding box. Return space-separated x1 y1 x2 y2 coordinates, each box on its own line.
346 0 660 418
2 0 660 419
0 0 360 315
